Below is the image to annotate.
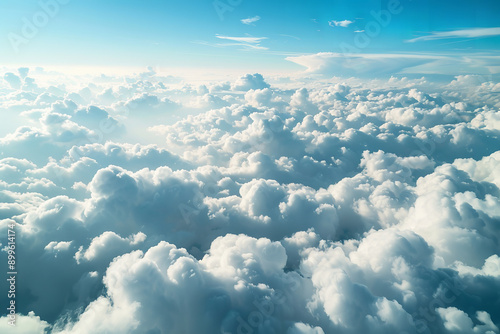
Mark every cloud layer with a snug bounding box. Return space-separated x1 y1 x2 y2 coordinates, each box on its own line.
0 68 499 333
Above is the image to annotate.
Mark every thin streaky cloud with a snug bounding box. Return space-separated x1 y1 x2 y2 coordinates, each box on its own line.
241 16 261 25
406 27 500 43
197 35 269 51
215 35 267 44
194 40 268 50
279 34 301 40
222 43 268 50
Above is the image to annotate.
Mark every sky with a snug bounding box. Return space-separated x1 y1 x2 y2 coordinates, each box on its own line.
1 1 500 334
1 0 500 75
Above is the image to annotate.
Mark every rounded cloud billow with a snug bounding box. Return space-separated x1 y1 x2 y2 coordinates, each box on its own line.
0 68 499 334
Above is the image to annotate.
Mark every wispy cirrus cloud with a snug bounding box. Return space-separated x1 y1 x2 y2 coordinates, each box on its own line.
241 16 261 25
214 34 268 50
329 20 354 28
406 27 500 43
215 35 266 44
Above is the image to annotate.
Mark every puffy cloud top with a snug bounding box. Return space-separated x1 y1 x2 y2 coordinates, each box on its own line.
232 73 271 91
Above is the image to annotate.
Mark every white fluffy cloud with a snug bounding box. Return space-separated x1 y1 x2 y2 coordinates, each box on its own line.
232 73 271 91
329 20 354 28
0 68 499 334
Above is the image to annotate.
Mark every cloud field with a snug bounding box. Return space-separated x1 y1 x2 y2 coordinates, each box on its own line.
0 68 499 334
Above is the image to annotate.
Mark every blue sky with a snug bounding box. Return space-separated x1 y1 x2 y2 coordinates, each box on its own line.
1 0 500 75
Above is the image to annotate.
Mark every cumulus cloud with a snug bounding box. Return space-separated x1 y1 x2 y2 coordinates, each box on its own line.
232 73 271 91
0 68 499 334
74 231 146 264
0 311 50 333
437 307 499 334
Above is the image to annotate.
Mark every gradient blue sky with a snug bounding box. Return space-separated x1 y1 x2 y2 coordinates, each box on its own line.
1 0 499 75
